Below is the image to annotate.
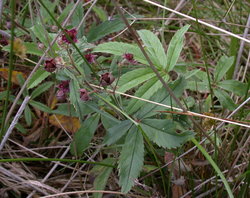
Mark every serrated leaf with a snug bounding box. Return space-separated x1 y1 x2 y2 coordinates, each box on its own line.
165 25 190 71
58 3 74 24
214 89 237 111
70 114 100 156
69 80 84 119
118 125 144 193
94 42 145 63
127 75 169 114
214 56 234 82
29 100 51 113
72 1 84 38
87 19 126 42
104 120 133 145
138 30 167 69
24 105 32 126
118 68 155 93
52 103 93 117
217 80 247 96
140 119 194 148
91 158 115 198
27 68 51 89
137 77 186 119
30 24 59 52
31 81 53 99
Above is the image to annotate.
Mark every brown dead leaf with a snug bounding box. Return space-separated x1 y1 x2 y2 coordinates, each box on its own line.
49 114 80 133
0 68 27 85
13 38 27 59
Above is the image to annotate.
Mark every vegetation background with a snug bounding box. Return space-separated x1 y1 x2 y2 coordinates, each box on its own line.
0 0 249 197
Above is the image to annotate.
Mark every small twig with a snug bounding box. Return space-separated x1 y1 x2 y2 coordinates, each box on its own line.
76 0 98 31
233 14 250 79
0 29 10 38
40 190 146 198
143 0 250 44
0 96 30 151
0 166 49 196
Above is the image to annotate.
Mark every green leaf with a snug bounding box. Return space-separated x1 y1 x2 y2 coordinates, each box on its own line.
214 56 234 82
24 42 43 56
140 119 194 148
30 24 59 52
27 68 51 89
165 25 190 71
137 77 186 119
29 100 51 113
87 19 126 42
69 79 84 120
186 81 209 92
57 3 74 24
217 80 247 96
214 89 237 111
94 42 145 63
24 105 32 126
127 75 169 114
72 1 84 38
118 68 155 93
138 30 167 69
91 158 115 198
92 6 108 22
15 123 28 134
31 81 53 99
70 114 100 156
104 120 133 145
52 103 93 117
118 125 144 193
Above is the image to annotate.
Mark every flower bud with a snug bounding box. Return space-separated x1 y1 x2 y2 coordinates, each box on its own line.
123 53 137 64
80 89 90 101
44 58 57 72
84 53 97 63
61 28 78 44
100 72 115 86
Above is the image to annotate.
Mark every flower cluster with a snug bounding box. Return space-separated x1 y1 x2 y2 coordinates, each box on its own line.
56 80 70 100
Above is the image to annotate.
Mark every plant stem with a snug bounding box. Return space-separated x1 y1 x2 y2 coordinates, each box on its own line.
0 0 16 140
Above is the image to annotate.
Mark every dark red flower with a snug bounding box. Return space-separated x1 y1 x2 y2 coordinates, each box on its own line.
123 53 136 64
0 38 8 46
84 53 97 63
57 80 70 92
61 28 78 44
100 72 115 86
80 89 90 101
56 80 70 100
44 58 57 72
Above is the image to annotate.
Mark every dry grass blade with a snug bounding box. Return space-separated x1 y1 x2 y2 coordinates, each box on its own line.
143 0 250 44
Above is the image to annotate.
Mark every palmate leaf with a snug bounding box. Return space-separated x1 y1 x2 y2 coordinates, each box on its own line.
103 120 133 145
138 30 167 69
140 119 194 148
118 125 144 193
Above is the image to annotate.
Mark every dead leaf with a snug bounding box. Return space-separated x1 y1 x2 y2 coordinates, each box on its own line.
13 38 27 59
0 68 27 85
49 114 80 133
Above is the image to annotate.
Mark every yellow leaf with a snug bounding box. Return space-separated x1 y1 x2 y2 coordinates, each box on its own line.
13 38 27 59
0 68 27 85
49 114 80 133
